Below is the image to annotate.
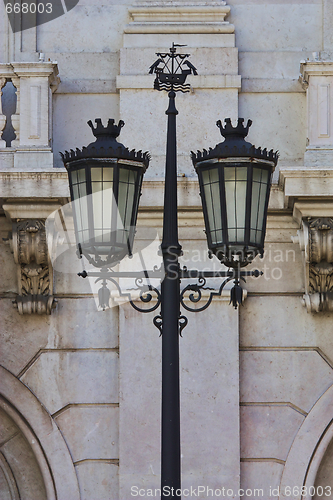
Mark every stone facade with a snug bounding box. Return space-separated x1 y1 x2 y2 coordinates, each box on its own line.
1 1 333 499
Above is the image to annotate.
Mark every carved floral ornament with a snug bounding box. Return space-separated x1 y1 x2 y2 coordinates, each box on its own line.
8 219 56 315
292 218 333 312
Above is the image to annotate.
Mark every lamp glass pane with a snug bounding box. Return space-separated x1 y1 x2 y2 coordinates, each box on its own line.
250 167 269 244
91 167 114 243
224 165 247 242
201 168 222 244
70 168 89 245
117 167 138 246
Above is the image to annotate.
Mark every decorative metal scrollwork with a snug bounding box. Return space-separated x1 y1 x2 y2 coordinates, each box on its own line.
180 276 231 313
180 273 251 312
129 277 162 313
78 265 262 332
178 315 188 337
153 314 163 336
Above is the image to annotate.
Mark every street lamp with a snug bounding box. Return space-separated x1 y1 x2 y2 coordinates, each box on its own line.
193 117 278 268
61 44 278 499
61 118 149 268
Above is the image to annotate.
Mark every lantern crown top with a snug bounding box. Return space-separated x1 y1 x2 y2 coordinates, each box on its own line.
60 118 150 169
191 117 279 167
217 118 252 139
87 118 124 140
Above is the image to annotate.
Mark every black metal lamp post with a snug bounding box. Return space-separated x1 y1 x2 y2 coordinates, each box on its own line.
61 44 278 499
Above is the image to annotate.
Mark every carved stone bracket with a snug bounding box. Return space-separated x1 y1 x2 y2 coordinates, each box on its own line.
8 219 56 315
292 217 333 312
3 201 61 314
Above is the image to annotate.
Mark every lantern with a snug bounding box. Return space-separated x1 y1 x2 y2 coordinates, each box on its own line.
61 119 149 267
192 118 278 267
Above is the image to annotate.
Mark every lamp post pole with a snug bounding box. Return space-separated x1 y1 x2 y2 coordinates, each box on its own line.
160 89 182 497
62 43 278 500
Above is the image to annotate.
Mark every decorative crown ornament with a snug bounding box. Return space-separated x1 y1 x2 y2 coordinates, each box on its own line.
60 118 150 169
217 118 252 139
87 118 124 139
191 118 279 167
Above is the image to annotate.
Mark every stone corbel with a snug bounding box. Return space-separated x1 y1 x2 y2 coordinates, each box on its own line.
3 203 61 315
292 217 333 312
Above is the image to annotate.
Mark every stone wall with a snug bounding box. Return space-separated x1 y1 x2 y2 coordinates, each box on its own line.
1 1 333 499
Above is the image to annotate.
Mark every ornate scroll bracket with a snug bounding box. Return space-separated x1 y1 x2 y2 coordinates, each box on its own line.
5 217 57 315
292 217 333 312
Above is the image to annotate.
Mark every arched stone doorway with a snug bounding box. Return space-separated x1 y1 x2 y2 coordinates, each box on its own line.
0 398 48 500
314 436 333 499
0 366 80 500
279 384 333 500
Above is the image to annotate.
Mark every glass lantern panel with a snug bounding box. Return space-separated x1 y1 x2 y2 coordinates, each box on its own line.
91 167 103 181
250 167 269 244
91 167 114 244
70 169 90 245
201 168 222 244
224 165 247 242
117 168 138 245
77 168 86 183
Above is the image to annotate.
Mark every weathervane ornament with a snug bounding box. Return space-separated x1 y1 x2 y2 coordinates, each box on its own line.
149 43 197 93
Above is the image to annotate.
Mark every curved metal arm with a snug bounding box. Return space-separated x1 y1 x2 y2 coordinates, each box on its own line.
180 276 235 313
129 278 162 313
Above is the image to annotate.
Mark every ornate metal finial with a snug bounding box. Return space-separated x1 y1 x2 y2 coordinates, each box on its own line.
87 118 125 139
61 118 150 168
149 42 197 93
216 118 253 139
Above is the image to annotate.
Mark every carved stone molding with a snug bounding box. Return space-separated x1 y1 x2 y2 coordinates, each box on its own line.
293 217 333 312
300 60 333 166
3 202 61 315
125 1 234 34
9 219 56 315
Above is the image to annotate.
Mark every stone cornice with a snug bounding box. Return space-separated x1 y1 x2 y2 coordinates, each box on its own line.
279 167 333 199
300 60 333 83
0 62 60 89
125 1 234 34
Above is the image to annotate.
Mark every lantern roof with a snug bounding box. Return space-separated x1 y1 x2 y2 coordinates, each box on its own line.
60 118 150 169
191 118 279 167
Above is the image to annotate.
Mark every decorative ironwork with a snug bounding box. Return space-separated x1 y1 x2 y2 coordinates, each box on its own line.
180 274 246 313
149 43 197 93
178 315 188 337
78 265 262 329
129 277 162 314
192 118 279 164
61 118 150 167
153 314 163 336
